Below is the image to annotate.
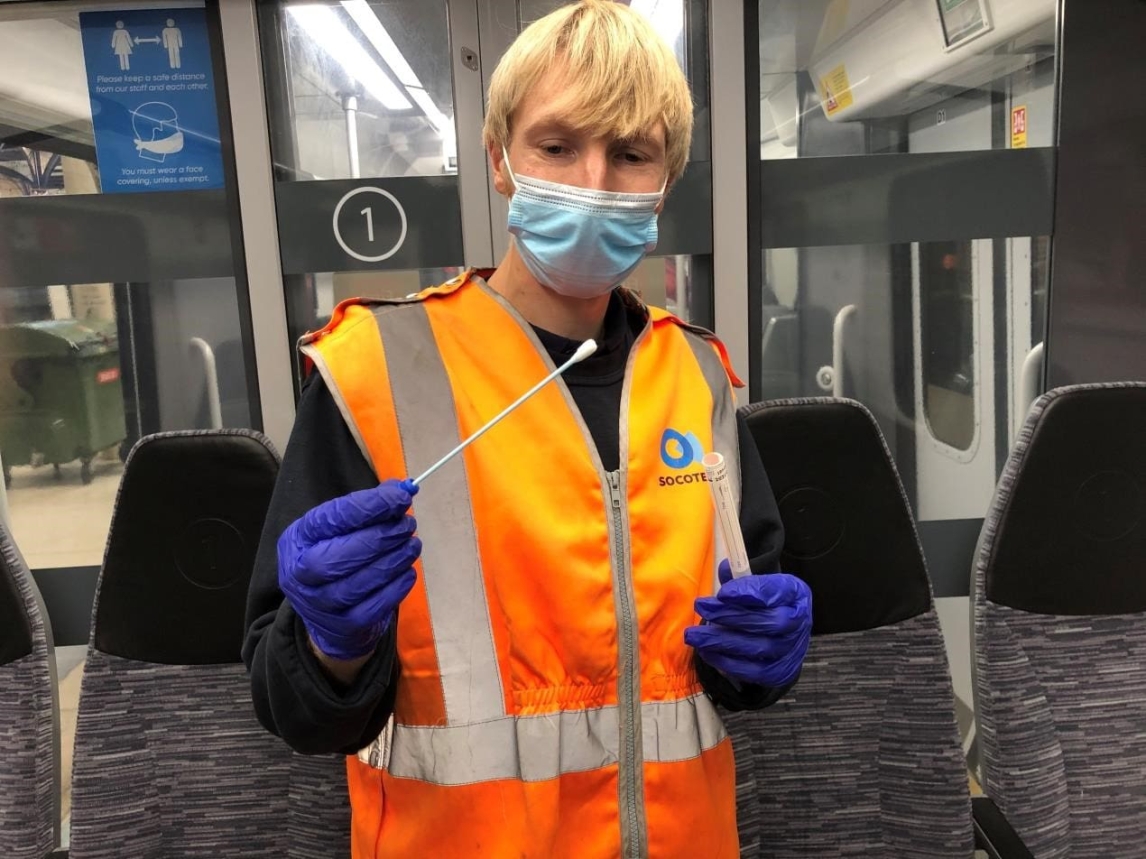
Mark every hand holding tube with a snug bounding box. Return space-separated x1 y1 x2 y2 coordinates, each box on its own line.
685 560 812 688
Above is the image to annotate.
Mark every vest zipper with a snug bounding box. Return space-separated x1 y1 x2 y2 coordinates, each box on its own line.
607 469 646 858
477 279 652 854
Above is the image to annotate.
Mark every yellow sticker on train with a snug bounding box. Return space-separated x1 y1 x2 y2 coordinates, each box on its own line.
1011 105 1028 149
821 64 854 116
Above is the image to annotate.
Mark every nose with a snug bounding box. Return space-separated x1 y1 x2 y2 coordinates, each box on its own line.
577 142 611 191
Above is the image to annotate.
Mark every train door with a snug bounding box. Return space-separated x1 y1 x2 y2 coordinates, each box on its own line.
907 93 997 522
752 0 1060 725
906 54 1058 525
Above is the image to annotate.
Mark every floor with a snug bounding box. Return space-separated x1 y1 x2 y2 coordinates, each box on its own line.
8 454 122 571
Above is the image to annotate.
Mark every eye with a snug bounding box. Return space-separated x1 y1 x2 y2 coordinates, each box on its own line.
540 144 569 157
617 149 649 165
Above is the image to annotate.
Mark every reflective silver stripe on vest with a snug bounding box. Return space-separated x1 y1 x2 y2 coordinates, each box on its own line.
683 333 742 510
373 304 506 725
384 693 726 785
298 342 374 470
683 333 742 588
641 697 728 763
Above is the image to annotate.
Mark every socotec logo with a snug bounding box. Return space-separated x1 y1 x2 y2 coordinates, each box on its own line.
660 429 703 469
659 429 710 487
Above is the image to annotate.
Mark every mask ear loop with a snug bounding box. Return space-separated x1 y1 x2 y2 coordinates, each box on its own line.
501 146 518 193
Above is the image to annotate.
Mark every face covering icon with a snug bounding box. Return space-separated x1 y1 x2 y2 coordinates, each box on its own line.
132 102 184 162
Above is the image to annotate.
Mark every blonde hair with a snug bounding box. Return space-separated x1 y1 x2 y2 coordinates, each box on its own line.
483 0 694 186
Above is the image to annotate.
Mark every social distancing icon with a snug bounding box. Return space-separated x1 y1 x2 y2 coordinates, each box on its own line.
110 18 184 70
80 8 225 193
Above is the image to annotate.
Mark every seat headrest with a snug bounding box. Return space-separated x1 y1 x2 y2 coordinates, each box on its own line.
983 382 1146 615
0 529 33 666
740 398 932 634
93 430 280 664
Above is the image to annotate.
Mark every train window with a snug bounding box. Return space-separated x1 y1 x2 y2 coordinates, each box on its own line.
258 2 469 390
263 1 457 180
758 0 1056 159
0 0 258 568
0 279 256 569
920 241 976 451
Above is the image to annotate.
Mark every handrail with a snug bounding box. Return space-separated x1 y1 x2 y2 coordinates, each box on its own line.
832 304 857 398
1015 342 1045 437
190 337 223 430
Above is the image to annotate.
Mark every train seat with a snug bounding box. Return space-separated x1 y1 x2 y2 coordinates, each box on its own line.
728 397 973 857
972 382 1146 859
66 430 348 858
726 397 1030 857
0 522 60 859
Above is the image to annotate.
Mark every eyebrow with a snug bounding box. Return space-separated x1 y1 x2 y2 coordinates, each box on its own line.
521 116 666 156
519 115 582 138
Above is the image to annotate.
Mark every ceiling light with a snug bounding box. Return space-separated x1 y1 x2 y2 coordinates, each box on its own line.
288 4 411 111
340 0 450 132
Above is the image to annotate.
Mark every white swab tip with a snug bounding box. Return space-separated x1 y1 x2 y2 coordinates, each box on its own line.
572 339 598 363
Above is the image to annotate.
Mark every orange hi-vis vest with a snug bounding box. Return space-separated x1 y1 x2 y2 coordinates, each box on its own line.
300 271 745 859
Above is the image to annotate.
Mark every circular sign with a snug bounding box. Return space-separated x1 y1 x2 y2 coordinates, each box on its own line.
1074 470 1142 542
332 186 408 263
174 518 248 590
777 486 845 560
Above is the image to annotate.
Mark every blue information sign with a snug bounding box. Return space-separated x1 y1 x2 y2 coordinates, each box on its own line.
78 7 225 194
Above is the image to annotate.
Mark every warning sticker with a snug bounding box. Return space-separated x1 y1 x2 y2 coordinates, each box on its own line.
1011 105 1028 149
97 367 121 384
821 64 854 116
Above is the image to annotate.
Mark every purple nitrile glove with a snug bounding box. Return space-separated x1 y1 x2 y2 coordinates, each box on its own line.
278 478 422 661
684 560 812 688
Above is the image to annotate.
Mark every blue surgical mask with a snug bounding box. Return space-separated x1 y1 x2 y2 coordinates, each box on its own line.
503 149 665 299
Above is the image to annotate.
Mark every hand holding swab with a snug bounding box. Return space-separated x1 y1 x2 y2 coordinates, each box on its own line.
412 339 598 487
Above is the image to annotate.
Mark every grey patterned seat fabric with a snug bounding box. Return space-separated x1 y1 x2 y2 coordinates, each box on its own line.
68 430 350 858
728 398 973 858
972 382 1146 859
0 523 60 859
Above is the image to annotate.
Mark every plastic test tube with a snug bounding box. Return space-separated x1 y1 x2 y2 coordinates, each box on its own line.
702 452 751 578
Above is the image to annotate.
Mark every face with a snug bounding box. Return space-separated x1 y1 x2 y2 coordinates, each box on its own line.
490 64 668 202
